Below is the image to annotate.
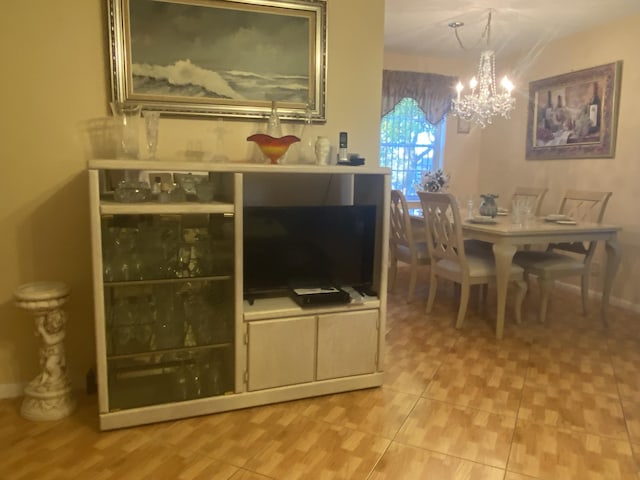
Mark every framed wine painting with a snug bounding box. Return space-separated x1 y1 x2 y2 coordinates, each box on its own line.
108 0 327 121
525 61 622 160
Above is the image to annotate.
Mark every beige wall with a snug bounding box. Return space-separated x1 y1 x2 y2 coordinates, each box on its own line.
0 0 385 395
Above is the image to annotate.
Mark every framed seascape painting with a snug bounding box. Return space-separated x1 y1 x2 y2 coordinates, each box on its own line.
108 0 327 120
525 61 622 160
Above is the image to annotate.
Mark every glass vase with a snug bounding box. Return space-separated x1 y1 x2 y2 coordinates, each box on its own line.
143 111 160 159
110 102 141 159
298 105 316 164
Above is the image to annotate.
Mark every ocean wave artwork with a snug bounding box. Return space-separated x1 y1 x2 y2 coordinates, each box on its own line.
132 59 309 103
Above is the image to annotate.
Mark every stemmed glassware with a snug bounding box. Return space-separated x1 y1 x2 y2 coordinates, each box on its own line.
143 111 160 159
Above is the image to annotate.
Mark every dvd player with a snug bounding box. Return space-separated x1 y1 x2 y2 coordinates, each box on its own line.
290 286 351 307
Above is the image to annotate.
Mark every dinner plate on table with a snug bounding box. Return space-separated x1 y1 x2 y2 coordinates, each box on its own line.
468 215 497 224
545 214 571 222
496 212 508 216
556 219 577 225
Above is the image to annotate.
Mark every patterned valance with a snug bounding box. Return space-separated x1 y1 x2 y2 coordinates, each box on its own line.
381 70 457 125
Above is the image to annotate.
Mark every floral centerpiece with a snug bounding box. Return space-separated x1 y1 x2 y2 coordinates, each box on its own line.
418 169 450 192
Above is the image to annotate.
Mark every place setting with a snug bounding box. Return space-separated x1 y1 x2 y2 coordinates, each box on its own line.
544 213 578 225
467 215 499 224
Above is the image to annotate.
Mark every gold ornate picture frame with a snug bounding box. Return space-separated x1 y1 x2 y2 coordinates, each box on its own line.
108 0 327 121
526 61 622 160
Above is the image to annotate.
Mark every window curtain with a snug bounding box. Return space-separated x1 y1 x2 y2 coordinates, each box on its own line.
381 70 457 125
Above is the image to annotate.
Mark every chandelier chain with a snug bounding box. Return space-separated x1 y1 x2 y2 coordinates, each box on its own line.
452 10 492 51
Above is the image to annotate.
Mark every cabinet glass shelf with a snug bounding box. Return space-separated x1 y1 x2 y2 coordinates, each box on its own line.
107 344 234 411
100 200 235 216
107 342 232 361
104 279 234 357
101 213 234 282
104 275 232 287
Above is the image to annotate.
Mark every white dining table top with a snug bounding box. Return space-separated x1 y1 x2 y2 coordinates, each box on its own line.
460 217 621 252
411 212 620 238
462 216 620 234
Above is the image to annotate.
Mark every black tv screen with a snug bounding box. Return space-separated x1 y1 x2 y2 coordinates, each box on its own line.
243 205 376 297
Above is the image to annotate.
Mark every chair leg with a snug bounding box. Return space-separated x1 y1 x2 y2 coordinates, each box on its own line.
581 273 590 315
537 277 554 323
480 284 488 308
453 282 461 300
407 262 417 303
426 271 438 314
513 278 528 324
455 282 470 329
388 256 397 292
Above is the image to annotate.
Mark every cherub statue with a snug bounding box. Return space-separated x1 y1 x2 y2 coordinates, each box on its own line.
29 309 68 392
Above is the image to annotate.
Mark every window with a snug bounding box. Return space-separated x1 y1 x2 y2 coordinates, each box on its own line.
380 98 445 201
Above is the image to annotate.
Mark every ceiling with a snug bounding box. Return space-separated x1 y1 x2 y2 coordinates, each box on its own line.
384 0 640 60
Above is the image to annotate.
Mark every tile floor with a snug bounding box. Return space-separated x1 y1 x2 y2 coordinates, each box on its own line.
2 267 640 479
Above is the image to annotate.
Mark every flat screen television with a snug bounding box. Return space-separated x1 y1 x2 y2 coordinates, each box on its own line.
243 205 376 298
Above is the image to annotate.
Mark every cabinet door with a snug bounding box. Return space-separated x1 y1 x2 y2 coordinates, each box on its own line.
317 310 378 380
247 316 316 391
99 213 236 410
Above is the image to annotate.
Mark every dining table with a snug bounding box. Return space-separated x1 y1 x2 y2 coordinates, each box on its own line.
410 211 622 339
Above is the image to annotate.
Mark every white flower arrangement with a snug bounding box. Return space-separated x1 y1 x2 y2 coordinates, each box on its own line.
419 169 450 192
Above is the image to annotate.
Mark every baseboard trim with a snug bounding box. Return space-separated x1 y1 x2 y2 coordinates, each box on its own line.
0 383 26 400
1 373 84 400
556 282 640 314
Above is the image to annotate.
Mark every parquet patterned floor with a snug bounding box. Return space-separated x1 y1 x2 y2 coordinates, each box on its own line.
2 266 640 479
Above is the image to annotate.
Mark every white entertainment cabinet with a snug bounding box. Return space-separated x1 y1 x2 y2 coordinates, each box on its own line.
88 159 390 430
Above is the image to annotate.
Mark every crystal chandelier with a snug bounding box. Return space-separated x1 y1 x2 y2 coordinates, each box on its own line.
450 12 515 128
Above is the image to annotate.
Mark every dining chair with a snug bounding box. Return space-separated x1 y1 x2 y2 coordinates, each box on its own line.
389 189 430 302
511 186 548 215
513 189 613 323
418 191 528 329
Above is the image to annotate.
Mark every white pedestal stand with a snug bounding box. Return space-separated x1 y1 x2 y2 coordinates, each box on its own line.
14 281 76 421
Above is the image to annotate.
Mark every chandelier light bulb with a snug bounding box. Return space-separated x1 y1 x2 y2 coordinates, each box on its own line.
501 76 514 93
469 77 478 90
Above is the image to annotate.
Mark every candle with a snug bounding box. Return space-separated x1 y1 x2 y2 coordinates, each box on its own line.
501 76 513 95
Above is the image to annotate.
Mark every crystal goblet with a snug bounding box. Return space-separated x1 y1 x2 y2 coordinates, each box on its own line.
143 111 160 159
